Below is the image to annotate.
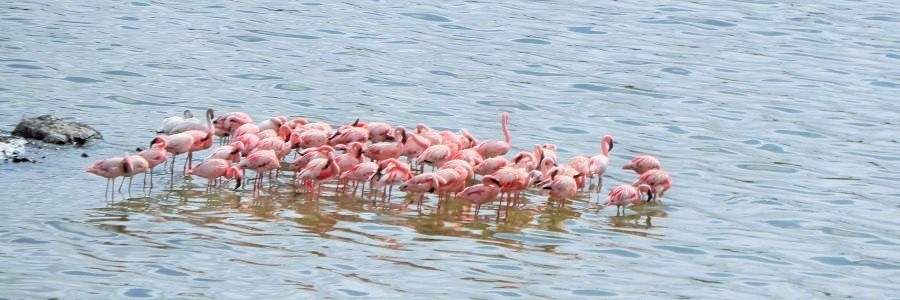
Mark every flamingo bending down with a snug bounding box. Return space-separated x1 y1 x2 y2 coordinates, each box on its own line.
207 141 245 164
396 126 431 165
474 112 511 158
137 136 169 188
399 172 446 206
86 155 129 196
416 142 459 172
457 175 502 217
186 158 243 192
340 161 379 197
453 148 484 167
213 112 253 142
370 158 414 201
238 149 280 194
632 169 672 202
295 151 340 198
474 156 509 176
605 184 651 215
622 155 661 175
538 168 580 207
415 124 443 146
364 121 393 143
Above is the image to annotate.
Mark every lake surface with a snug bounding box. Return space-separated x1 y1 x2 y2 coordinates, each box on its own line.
1 0 899 298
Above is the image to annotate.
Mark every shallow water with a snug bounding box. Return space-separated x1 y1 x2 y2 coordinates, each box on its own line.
2 0 899 298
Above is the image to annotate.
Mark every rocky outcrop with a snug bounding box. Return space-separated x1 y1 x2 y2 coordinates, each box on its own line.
12 115 102 145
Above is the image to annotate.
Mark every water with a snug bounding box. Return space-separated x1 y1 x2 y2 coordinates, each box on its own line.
1 0 898 298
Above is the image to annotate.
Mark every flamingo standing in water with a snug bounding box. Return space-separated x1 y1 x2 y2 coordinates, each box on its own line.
474 112 511 158
137 136 168 188
474 156 509 176
157 110 195 135
605 184 651 215
213 111 253 143
632 169 672 202
622 155 660 175
86 155 130 197
186 158 242 192
416 142 459 172
370 158 413 201
296 151 340 199
399 172 446 207
328 122 369 146
340 161 379 197
492 166 529 206
162 132 194 175
207 141 244 164
364 121 393 143
539 167 580 208
238 149 280 194
122 155 150 192
587 135 614 191
457 175 502 217
182 108 215 170
397 126 431 166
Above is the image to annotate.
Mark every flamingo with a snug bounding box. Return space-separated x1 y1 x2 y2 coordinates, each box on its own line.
363 131 404 163
399 172 446 206
157 110 194 134
137 136 168 188
328 124 369 146
474 112 511 158
121 155 150 192
238 149 280 194
292 128 328 150
397 126 431 165
296 151 339 198
207 141 244 164
632 169 672 202
458 129 479 149
415 123 443 146
434 166 469 202
510 151 538 171
453 148 484 167
213 111 253 142
162 132 194 174
416 142 459 171
605 184 651 215
182 108 215 170
86 155 130 196
370 158 414 201
340 161 378 197
231 123 260 139
457 176 502 217
254 137 291 160
491 166 529 206
186 158 243 192
364 121 393 143
236 133 260 156
586 135 614 190
474 156 509 176
538 167 580 207
441 160 475 180
622 155 661 175
258 116 287 132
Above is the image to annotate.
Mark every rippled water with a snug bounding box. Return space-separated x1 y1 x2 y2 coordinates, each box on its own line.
2 0 899 298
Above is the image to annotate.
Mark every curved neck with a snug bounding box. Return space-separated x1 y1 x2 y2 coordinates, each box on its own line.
501 114 510 144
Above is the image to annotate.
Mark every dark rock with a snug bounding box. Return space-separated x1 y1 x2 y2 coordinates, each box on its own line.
12 115 102 145
135 147 144 152
11 156 35 163
81 153 89 157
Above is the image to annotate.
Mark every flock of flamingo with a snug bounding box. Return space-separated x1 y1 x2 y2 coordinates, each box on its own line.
85 108 672 216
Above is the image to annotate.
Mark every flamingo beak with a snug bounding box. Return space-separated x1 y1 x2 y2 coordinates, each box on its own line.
609 140 614 151
234 178 242 190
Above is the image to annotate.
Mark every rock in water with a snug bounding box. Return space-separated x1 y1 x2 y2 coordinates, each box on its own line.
12 115 103 145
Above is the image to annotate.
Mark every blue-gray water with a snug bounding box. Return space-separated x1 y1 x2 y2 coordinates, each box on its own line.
1 0 899 298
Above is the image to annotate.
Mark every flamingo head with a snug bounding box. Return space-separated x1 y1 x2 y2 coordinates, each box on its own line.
150 135 167 149
601 135 614 152
183 110 193 119
205 108 214 122
483 175 502 187
230 167 243 190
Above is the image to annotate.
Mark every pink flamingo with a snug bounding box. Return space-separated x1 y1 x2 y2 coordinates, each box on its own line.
122 155 150 192
86 155 130 196
632 169 672 202
474 112 511 158
162 132 194 174
236 133 260 156
538 167 580 207
137 136 168 188
453 148 484 167
492 166 529 206
416 142 459 171
439 130 465 150
340 161 378 197
622 155 661 175
441 160 475 180
292 128 328 150
253 137 291 160
457 175 502 217
328 124 369 146
434 166 469 203
399 172 446 206
296 151 339 198
231 123 260 139
510 151 538 171
363 130 404 162
458 129 478 149
334 142 365 173
186 158 243 192
238 149 280 194
415 123 443 146
396 126 431 165
207 141 244 164
258 116 287 132
370 158 414 201
213 111 253 142
605 184 651 215
364 121 394 143
587 135 614 190
474 156 509 176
